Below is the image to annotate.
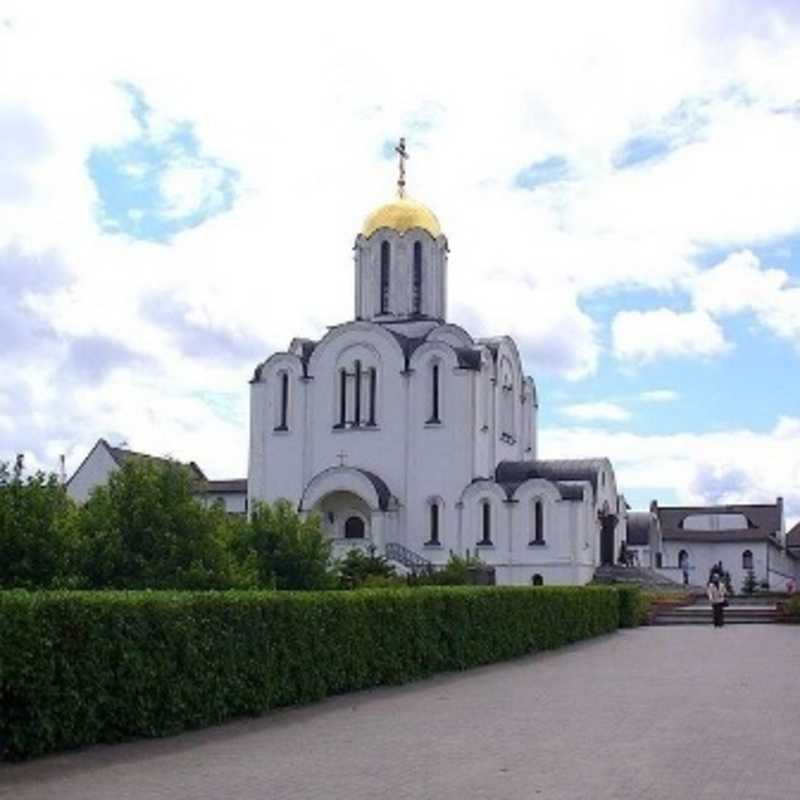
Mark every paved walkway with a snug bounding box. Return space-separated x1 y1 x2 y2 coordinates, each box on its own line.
2 626 799 800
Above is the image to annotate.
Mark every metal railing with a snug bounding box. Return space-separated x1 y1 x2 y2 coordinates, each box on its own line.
385 542 433 573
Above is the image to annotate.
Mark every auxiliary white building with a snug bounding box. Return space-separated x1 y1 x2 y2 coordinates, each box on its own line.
248 150 623 585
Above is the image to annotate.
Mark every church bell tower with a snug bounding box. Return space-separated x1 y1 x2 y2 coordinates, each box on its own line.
354 138 449 322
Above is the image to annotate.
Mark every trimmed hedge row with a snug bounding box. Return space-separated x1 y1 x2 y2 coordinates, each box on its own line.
0 586 619 760
615 586 644 628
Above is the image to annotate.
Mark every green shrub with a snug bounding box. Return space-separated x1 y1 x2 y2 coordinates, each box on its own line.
615 586 643 628
237 501 334 590
336 547 396 588
0 459 82 589
778 595 800 622
0 586 619 760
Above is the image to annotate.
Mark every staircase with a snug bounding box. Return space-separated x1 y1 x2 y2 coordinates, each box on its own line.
593 565 683 588
385 542 433 574
651 597 778 625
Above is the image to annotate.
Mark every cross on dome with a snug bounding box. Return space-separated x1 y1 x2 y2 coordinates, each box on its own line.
395 137 409 198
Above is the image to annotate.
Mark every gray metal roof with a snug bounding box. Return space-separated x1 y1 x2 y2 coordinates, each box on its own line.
496 459 609 494
107 441 206 481
783 521 799 548
627 512 658 546
656 503 781 542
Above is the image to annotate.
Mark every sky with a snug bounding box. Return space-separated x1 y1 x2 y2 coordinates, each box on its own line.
1 0 799 525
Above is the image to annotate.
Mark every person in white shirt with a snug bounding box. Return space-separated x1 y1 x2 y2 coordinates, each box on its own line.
707 575 727 627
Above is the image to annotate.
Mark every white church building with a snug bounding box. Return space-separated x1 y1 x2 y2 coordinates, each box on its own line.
248 141 624 585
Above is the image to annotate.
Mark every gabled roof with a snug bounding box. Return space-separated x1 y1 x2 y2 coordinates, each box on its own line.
656 503 781 542
106 440 206 481
787 522 800 549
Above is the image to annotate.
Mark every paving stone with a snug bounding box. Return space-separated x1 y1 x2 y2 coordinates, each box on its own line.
2 626 799 800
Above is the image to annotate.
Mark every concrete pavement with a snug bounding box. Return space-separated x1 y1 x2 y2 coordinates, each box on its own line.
2 625 799 800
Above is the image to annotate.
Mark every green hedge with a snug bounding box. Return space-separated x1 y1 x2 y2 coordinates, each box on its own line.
0 586 619 760
614 586 643 628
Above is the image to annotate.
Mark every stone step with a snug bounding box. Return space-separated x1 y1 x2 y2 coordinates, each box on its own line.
652 605 777 625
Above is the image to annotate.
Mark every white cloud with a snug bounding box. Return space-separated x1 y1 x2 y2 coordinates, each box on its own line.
640 389 680 402
1 0 800 479
612 308 729 362
691 250 800 350
541 415 800 527
560 402 631 422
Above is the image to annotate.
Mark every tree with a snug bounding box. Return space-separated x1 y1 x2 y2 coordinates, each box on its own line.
337 545 396 588
77 458 249 589
0 457 81 588
236 500 334 590
742 568 758 596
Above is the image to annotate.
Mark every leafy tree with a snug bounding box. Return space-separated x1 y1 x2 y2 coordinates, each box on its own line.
77 458 250 589
337 545 396 588
0 457 81 588
236 500 334 590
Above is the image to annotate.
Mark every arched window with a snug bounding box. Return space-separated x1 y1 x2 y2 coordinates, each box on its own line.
428 362 441 423
344 516 365 539
276 371 289 430
380 241 390 314
427 502 440 546
742 550 753 570
530 500 544 545
532 574 544 586
368 367 377 426
678 550 689 569
353 360 362 426
413 241 423 314
338 368 347 427
479 500 492 545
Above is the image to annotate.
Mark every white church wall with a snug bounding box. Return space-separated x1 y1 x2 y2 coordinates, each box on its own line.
659 540 772 590
250 352 307 507
354 229 447 321
406 343 479 557
66 440 119 504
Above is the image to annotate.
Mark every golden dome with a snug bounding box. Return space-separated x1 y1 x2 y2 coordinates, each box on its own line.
362 196 442 238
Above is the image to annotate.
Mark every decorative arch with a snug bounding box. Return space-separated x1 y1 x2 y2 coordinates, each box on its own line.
742 549 753 570
300 466 392 514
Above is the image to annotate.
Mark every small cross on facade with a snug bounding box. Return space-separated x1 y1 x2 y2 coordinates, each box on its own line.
395 137 408 198
336 450 348 467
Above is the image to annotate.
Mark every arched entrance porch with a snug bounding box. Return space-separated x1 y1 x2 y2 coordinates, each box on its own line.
299 466 395 555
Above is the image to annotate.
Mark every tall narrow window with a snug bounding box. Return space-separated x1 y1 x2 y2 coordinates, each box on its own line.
380 241 390 314
742 550 753 570
531 500 544 544
413 241 423 314
354 360 362 426
428 502 440 545
278 372 289 430
338 368 347 427
429 363 440 423
480 501 492 545
368 367 377 426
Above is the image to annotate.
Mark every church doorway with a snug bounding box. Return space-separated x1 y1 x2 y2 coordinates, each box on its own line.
344 516 365 539
314 490 372 543
599 512 617 566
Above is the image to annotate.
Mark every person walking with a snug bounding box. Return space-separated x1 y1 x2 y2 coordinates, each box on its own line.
707 574 727 627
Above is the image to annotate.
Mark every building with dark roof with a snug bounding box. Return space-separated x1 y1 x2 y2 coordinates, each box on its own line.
633 499 797 589
67 438 246 514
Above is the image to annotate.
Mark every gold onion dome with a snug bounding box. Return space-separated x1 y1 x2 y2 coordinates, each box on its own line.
362 196 442 238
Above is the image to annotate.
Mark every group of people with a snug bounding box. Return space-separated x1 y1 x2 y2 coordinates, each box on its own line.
707 561 729 628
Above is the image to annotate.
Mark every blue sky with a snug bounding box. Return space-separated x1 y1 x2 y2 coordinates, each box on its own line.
1 0 799 523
